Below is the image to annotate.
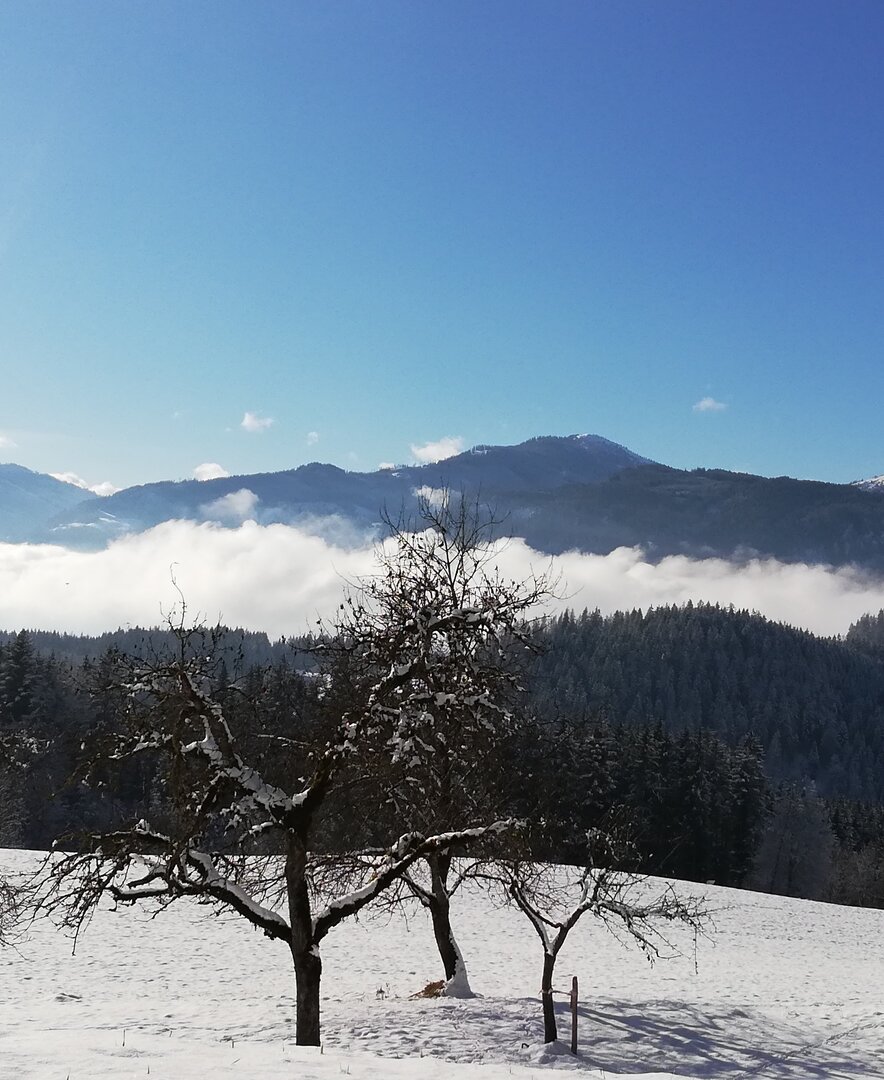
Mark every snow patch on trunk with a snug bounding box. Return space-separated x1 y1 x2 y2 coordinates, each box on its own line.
441 940 474 998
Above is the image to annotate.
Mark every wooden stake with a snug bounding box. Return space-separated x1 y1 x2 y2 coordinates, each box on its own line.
570 976 578 1054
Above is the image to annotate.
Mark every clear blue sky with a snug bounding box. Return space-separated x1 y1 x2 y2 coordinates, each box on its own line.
1 0 883 490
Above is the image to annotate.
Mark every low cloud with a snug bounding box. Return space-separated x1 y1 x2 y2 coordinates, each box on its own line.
50 472 120 497
412 485 448 510
1 526 883 640
410 436 464 464
241 411 274 433
693 397 728 413
378 462 396 471
200 489 259 522
550 546 881 637
193 462 230 482
0 433 18 449
306 431 320 446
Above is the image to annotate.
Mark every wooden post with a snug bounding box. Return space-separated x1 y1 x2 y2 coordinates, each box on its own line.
570 975 578 1054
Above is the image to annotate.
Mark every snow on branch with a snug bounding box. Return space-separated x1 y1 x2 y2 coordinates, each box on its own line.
174 670 301 819
311 820 515 942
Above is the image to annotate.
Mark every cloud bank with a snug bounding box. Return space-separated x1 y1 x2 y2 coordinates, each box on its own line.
1 523 882 640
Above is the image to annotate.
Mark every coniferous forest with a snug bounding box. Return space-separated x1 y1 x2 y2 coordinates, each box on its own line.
2 603 884 908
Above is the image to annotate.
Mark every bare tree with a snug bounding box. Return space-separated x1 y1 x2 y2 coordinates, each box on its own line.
29 494 550 1043
321 492 554 995
504 830 707 1043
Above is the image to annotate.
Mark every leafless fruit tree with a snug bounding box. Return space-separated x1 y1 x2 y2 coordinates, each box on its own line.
503 829 708 1043
319 492 555 995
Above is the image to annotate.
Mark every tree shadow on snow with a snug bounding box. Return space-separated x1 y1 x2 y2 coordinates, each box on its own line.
568 997 880 1079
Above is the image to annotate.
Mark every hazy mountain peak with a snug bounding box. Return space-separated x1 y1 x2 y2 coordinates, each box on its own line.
0 463 100 542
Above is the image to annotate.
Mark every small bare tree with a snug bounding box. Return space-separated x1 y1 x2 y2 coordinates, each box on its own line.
504 830 707 1044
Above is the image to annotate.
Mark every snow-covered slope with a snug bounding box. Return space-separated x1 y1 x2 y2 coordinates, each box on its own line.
1 850 883 1079
852 474 884 493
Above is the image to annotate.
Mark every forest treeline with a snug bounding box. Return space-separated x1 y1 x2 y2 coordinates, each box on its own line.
2 602 884 908
528 604 884 802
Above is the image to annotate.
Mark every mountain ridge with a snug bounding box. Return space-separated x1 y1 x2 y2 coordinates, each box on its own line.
0 463 99 543
6 434 884 573
36 433 654 546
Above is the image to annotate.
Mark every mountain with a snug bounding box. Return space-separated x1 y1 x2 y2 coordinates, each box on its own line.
9 434 884 574
514 465 884 569
39 434 654 547
0 464 96 543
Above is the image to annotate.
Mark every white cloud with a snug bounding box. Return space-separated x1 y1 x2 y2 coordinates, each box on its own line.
241 411 274 433
200 489 259 523
412 485 448 510
50 472 120 497
410 436 464 464
378 462 396 471
0 522 377 637
693 397 728 413
193 462 230 482
306 431 320 446
0 433 17 449
547 546 881 637
1 527 883 640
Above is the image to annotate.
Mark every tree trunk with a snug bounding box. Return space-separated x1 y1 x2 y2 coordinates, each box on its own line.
427 854 473 997
541 950 557 1043
286 831 322 1045
291 944 322 1046
429 891 459 981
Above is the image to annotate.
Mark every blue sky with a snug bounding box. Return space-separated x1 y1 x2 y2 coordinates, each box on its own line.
1 0 883 491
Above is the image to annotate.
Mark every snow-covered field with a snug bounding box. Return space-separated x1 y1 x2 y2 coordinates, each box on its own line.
2 850 883 1079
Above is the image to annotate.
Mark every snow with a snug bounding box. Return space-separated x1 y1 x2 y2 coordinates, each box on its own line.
441 938 474 999
852 475 884 492
2 849 884 1079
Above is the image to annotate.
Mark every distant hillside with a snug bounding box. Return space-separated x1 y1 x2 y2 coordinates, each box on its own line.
530 603 884 802
0 464 94 543
39 433 654 546
9 435 884 574
8 605 884 901
515 466 884 569
8 601 884 803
